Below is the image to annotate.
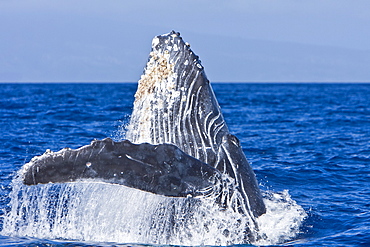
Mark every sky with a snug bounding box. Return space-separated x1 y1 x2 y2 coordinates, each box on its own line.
1 0 370 82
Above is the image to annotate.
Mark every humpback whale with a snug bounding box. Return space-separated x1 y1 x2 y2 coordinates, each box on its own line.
21 31 266 221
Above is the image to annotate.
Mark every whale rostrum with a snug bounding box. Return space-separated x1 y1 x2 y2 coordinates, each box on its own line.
21 31 266 218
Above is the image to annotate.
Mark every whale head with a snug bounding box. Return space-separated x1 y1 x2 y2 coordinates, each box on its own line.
126 30 228 167
126 31 266 217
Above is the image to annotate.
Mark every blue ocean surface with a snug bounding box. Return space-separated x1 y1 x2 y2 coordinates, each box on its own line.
0 83 369 246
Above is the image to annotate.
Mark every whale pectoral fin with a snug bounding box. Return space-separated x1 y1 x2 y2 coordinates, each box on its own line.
22 138 220 198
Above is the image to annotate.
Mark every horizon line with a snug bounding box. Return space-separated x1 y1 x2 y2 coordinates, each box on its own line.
1 81 370 84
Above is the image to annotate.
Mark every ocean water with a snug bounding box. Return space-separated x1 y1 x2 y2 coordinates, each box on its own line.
0 83 369 246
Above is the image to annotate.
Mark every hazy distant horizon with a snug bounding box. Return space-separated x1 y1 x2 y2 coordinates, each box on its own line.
1 0 369 83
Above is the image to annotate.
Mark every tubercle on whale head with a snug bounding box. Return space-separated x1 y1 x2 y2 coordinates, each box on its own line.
222 134 241 148
134 31 205 102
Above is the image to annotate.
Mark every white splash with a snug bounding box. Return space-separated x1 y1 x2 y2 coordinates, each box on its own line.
2 176 306 246
256 190 307 245
2 178 262 246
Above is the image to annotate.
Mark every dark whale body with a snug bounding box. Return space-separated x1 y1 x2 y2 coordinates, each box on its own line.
21 31 266 218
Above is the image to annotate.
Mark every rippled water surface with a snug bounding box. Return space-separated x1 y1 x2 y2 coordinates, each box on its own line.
0 83 369 246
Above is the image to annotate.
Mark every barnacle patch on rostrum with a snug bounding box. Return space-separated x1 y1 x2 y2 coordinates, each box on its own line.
135 49 175 101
